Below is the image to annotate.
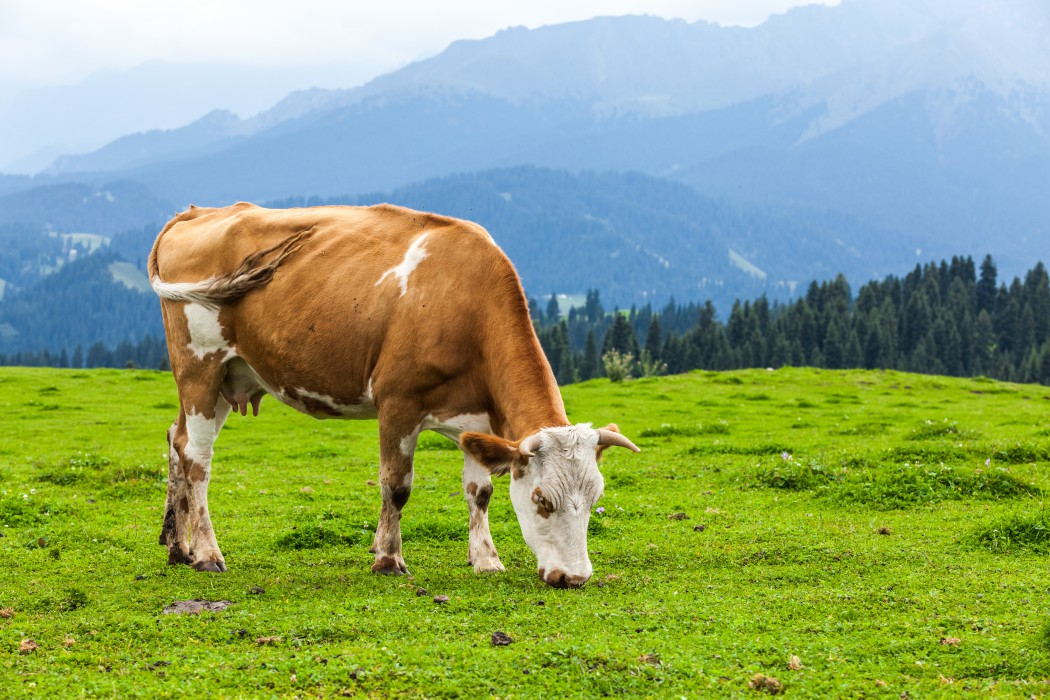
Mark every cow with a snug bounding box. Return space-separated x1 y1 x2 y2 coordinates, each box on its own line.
148 202 639 588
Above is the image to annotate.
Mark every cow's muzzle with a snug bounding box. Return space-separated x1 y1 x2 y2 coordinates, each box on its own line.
540 568 589 589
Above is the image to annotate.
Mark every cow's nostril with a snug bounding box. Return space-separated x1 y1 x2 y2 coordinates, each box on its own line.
542 569 569 588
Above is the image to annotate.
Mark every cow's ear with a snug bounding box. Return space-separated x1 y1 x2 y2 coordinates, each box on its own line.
595 423 620 461
460 432 531 477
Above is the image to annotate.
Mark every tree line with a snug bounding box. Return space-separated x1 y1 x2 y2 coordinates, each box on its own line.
534 255 1050 385
6 254 1050 388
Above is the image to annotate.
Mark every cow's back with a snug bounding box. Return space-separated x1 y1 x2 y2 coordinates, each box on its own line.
152 202 524 414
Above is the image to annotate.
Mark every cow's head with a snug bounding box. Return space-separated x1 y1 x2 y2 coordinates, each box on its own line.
460 423 639 588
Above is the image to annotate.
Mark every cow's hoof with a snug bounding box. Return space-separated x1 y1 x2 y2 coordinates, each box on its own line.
371 556 408 575
193 560 227 573
472 557 506 574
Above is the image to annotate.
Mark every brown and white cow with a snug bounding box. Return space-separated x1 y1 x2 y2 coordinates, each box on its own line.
148 202 638 588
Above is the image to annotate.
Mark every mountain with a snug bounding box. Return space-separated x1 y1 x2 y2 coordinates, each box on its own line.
113 166 917 310
0 60 378 174
1 0 1047 303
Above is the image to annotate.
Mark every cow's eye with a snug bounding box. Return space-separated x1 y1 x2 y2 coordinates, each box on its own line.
532 487 554 513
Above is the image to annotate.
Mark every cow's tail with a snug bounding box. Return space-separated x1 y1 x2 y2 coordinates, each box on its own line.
150 225 316 307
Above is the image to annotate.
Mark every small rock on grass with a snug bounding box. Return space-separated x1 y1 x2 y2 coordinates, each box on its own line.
19 639 38 653
491 631 513 646
940 636 962 646
669 512 689 520
0 608 14 619
788 655 802 670
878 527 892 535
748 674 783 694
255 636 280 645
416 588 429 597
248 586 266 595
163 600 233 615
694 524 706 532
433 595 450 604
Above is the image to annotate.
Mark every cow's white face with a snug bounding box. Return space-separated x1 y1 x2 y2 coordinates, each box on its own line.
460 423 638 588
508 426 604 588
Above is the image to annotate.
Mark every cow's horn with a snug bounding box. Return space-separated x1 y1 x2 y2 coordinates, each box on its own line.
519 433 543 458
597 429 641 452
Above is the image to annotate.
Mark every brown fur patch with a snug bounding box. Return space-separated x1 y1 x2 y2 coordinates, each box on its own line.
188 464 206 483
301 397 342 417
160 506 177 544
544 568 569 588
475 484 493 512
460 432 529 475
466 482 478 496
532 487 552 518
178 496 190 514
198 507 205 517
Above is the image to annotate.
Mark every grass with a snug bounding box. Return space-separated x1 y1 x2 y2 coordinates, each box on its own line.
1 366 1050 697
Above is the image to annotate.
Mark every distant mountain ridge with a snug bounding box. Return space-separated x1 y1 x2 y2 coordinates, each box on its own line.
0 166 924 356
0 0 1047 299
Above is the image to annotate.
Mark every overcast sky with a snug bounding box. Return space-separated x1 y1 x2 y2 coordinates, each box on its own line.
0 1 839 96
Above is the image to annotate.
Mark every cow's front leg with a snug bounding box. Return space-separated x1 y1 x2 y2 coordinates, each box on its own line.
463 453 504 572
370 418 418 575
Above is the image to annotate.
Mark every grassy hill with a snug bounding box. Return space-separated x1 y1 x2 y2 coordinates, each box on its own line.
1 366 1048 695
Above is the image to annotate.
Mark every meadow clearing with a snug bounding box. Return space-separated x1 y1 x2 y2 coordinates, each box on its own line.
1 366 1049 697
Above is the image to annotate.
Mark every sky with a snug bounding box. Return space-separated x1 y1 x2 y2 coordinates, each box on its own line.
0 1 840 97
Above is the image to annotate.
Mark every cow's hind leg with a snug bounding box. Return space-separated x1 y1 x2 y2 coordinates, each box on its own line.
163 369 232 572
463 453 504 573
159 421 192 565
370 413 419 575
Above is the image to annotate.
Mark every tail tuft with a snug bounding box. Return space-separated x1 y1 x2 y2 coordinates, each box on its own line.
152 227 316 307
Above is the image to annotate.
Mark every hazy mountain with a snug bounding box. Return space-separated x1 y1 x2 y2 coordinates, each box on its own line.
2 166 922 355
0 60 378 174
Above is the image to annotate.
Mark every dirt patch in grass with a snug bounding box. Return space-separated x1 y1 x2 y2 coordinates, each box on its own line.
163 600 233 615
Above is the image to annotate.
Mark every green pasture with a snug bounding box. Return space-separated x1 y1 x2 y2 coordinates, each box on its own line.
1 366 1049 697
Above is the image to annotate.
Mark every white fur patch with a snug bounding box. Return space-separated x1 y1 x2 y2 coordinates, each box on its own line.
375 234 429 296
400 428 420 457
276 386 378 419
184 412 219 466
183 303 234 361
420 412 491 442
152 277 220 306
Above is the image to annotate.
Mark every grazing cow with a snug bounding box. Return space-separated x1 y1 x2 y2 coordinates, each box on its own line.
148 202 639 588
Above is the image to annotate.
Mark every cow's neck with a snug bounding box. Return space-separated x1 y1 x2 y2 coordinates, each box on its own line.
484 317 569 441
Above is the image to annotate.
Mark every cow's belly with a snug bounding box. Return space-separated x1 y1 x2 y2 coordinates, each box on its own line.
221 357 378 420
